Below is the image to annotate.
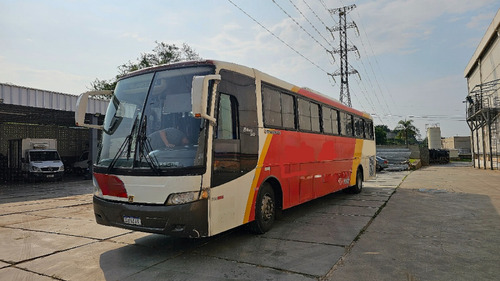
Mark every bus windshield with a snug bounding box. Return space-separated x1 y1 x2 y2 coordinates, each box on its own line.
97 66 214 173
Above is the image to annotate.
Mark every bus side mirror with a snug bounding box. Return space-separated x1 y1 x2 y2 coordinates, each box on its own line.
191 74 221 125
75 90 112 130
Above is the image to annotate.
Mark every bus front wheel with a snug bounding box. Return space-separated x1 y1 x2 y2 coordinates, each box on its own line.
249 183 275 234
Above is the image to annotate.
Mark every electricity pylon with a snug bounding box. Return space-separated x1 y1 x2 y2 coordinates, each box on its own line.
327 4 359 107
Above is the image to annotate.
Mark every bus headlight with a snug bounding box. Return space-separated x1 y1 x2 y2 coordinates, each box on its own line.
166 189 209 205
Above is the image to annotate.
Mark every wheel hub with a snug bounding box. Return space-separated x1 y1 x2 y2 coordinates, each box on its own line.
261 194 274 222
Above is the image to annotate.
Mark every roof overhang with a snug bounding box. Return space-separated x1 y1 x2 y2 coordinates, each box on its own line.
464 8 500 78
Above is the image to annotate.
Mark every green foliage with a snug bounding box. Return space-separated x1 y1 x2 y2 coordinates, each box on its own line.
89 41 201 94
394 119 420 146
375 125 388 145
89 79 116 92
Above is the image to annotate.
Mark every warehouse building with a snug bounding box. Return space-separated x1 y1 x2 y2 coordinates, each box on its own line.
0 83 107 180
464 9 500 170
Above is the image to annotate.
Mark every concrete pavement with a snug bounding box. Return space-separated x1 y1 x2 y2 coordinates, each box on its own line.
1 163 498 280
326 163 500 281
0 171 406 280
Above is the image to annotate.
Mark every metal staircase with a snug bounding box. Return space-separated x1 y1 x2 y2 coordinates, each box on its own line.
466 78 500 170
491 96 499 169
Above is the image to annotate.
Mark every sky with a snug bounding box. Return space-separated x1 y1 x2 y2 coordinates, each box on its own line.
0 0 498 137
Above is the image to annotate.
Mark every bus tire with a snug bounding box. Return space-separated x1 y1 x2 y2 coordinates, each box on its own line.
347 169 363 194
249 183 276 234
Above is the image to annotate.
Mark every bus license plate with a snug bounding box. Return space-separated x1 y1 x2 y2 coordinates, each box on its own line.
123 216 142 226
47 175 54 178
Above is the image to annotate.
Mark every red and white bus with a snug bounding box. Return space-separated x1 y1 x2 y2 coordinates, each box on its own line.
75 60 376 238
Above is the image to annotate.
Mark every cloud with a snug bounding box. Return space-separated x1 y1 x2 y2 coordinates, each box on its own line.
0 59 91 95
119 32 149 43
353 0 497 56
467 11 497 29
380 74 470 135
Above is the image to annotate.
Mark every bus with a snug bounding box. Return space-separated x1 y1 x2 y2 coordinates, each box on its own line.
75 60 376 238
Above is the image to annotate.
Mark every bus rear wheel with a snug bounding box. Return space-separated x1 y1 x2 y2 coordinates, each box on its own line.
249 183 275 234
347 169 363 194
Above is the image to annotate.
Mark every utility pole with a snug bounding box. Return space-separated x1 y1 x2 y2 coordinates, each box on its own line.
327 4 359 107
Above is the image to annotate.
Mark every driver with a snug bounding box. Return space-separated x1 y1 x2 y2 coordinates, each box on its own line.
150 127 189 149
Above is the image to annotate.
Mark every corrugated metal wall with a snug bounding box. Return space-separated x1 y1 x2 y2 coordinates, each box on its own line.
0 83 108 114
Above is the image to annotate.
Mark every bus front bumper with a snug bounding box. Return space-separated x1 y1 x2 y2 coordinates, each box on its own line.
93 195 208 238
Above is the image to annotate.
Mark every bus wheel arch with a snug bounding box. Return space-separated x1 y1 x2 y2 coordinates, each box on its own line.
264 177 283 214
347 165 363 194
249 178 282 234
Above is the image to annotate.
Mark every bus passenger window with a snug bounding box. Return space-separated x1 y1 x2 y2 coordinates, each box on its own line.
332 109 339 134
340 112 354 136
322 106 333 134
281 93 295 129
354 117 364 138
263 87 282 127
340 112 346 135
311 103 320 132
298 99 311 131
346 114 354 136
365 120 374 139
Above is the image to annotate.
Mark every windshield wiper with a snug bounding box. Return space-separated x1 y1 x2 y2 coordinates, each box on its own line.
137 116 160 174
107 115 139 173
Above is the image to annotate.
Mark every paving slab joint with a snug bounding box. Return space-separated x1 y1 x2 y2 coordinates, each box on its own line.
320 171 410 280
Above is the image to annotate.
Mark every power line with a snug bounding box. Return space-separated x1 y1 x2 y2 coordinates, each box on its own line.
316 0 392 124
345 15 395 117
352 9 398 108
226 0 330 74
270 0 330 52
286 0 334 48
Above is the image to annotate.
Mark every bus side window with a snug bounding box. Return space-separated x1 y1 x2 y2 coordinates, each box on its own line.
322 107 339 135
216 94 239 140
354 117 364 138
298 98 311 131
340 112 354 136
262 86 282 127
365 120 374 140
332 109 339 135
322 106 333 134
212 93 241 187
346 114 354 136
281 93 296 129
340 112 346 135
311 103 320 132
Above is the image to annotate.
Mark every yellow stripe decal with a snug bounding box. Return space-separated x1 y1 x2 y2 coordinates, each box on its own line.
350 139 364 184
243 133 273 223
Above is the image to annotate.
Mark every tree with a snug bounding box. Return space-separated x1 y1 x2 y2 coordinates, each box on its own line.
395 119 420 146
375 125 389 145
90 41 201 92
